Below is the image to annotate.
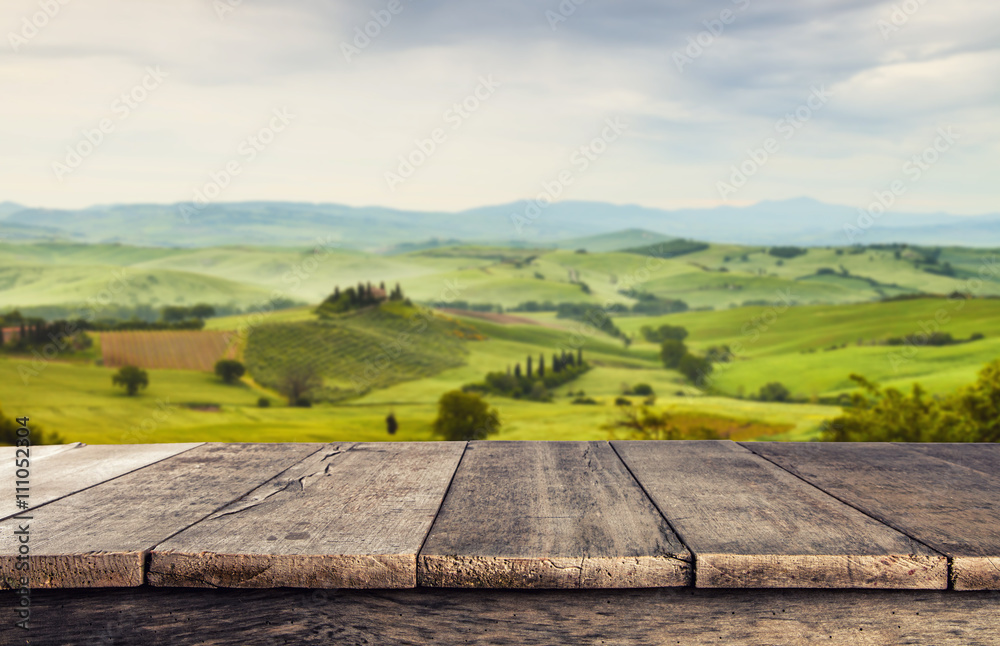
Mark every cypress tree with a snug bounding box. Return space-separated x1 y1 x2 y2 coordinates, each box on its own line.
538 354 545 377
514 363 522 378
526 355 533 378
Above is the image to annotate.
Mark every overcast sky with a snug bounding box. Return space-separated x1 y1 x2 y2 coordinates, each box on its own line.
1 0 997 214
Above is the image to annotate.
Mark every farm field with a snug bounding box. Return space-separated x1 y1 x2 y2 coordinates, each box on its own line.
2 237 999 446
99 331 238 371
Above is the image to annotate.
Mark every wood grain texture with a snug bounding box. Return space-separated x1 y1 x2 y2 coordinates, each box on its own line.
9 587 1000 646
149 442 466 589
742 441 1000 591
0 442 202 519
419 441 691 588
0 443 321 589
906 442 1000 478
613 441 946 589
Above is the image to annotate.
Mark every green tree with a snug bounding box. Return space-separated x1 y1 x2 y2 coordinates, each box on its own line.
678 353 713 386
757 382 790 402
112 366 149 396
214 359 246 384
190 303 216 319
161 306 190 322
660 340 687 369
433 390 500 441
823 361 1000 442
280 364 322 406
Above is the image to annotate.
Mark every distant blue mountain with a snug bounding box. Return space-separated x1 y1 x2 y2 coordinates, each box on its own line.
0 198 996 249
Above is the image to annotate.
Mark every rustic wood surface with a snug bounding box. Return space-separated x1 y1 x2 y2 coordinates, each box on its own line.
0 443 320 589
905 442 1000 478
742 442 1000 591
0 442 202 519
8 587 1000 646
419 441 691 588
612 440 946 589
149 442 466 589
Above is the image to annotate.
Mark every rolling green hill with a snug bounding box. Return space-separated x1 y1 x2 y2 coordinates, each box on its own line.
242 302 480 400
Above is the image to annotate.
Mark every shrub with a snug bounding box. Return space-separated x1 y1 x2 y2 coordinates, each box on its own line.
678 354 713 386
768 246 807 259
614 396 631 406
632 383 654 396
757 382 791 402
257 397 271 408
433 390 500 441
215 359 246 384
572 396 599 405
112 366 148 396
660 340 687 369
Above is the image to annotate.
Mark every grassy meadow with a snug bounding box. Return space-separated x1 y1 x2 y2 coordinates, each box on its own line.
2 236 998 445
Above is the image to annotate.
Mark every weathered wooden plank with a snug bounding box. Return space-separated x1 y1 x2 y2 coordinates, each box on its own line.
905 442 1000 478
742 441 1000 591
419 441 692 588
11 587 1000 646
0 442 203 519
613 440 946 589
0 443 321 589
149 442 466 589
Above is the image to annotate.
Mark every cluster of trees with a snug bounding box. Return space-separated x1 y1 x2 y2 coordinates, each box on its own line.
622 239 709 258
0 303 223 350
463 349 588 402
660 339 713 385
767 246 808 259
319 281 403 315
555 303 625 340
0 313 92 353
640 324 688 344
822 361 1000 442
624 291 690 315
161 304 216 322
883 331 983 347
650 324 727 386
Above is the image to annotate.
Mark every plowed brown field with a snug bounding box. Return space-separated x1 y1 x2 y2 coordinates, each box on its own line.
100 331 237 371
